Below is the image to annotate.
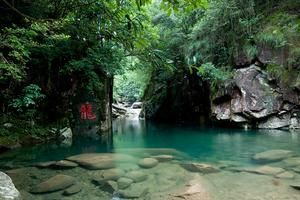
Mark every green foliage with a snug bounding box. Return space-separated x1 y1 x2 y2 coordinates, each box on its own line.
9 84 45 115
114 65 151 103
187 0 258 66
0 26 36 82
196 62 230 82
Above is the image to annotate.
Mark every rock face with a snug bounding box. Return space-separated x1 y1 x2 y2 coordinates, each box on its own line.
252 149 294 163
0 172 21 200
212 65 300 129
30 174 76 193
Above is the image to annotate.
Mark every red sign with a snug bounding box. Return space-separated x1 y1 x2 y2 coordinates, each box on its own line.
80 102 96 120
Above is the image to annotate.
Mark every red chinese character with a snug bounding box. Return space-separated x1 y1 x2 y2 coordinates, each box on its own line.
80 104 87 120
86 103 96 120
80 102 96 120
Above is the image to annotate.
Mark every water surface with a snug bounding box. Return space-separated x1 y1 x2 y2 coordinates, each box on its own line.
1 118 300 200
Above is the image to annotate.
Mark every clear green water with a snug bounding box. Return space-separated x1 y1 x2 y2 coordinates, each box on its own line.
1 119 300 200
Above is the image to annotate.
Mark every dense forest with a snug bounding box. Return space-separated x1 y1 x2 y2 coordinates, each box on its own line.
1 0 300 145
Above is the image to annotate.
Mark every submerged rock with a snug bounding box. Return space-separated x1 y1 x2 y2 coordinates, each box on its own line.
275 171 295 179
100 180 118 194
35 161 57 168
151 155 174 162
63 183 82 196
30 174 75 193
290 183 300 190
138 158 158 168
0 172 21 200
244 166 285 175
119 184 149 199
292 166 300 173
252 149 294 163
66 153 135 170
125 171 147 183
282 157 300 167
102 168 125 181
180 163 219 174
54 160 78 169
117 177 133 189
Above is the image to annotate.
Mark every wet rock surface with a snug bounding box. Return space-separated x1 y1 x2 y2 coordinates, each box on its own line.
181 163 219 173
63 183 82 196
212 65 300 129
138 157 159 168
0 171 21 200
252 149 294 163
30 174 76 193
125 170 148 183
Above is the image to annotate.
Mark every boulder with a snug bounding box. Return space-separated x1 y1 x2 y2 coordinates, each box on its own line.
151 154 174 162
252 149 294 163
180 163 219 174
292 166 300 173
35 161 57 168
66 153 135 170
290 183 300 190
3 123 13 128
100 180 118 194
119 184 148 199
275 171 295 179
211 65 297 128
244 166 285 175
60 127 72 140
63 183 82 196
125 171 147 183
0 172 21 200
117 177 133 189
30 174 75 193
138 158 158 168
53 160 78 169
282 157 300 167
101 168 125 181
258 113 291 129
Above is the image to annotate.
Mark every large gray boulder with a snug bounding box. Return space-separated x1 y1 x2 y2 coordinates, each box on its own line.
212 65 299 129
0 172 21 200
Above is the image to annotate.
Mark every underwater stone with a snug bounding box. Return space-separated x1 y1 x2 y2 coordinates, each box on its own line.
243 166 285 175
125 171 147 183
282 157 300 167
138 158 158 168
151 155 174 162
53 160 78 169
101 168 125 181
252 149 294 163
275 171 295 179
66 153 135 170
117 177 133 189
30 174 75 193
180 163 219 174
119 184 149 198
63 183 82 196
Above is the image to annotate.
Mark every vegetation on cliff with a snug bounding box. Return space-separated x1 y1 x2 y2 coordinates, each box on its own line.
0 0 300 141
